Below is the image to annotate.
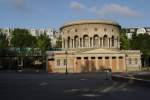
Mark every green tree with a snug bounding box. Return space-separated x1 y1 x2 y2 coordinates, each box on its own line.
36 33 51 53
0 30 9 56
120 29 130 50
130 33 150 67
36 33 51 70
0 30 9 49
131 33 150 56
11 28 36 49
11 28 36 70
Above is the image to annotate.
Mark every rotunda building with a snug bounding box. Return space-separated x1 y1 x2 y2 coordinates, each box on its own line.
47 20 141 73
60 20 121 50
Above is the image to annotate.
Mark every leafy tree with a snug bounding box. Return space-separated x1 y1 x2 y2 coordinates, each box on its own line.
131 33 150 56
130 33 150 67
36 33 51 70
0 30 9 49
36 33 51 54
11 28 36 70
0 30 9 56
11 28 36 49
119 29 130 50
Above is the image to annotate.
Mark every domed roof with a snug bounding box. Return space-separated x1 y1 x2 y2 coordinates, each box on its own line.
60 19 120 29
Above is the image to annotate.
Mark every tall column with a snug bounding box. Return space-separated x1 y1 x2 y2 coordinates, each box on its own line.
98 38 100 48
64 39 66 49
110 38 112 48
102 56 105 68
116 56 119 71
117 38 120 48
107 39 109 48
77 38 80 48
123 56 126 71
99 38 101 47
115 38 118 48
66 39 68 48
72 39 74 48
95 57 98 71
62 39 64 49
91 38 93 47
102 38 103 48
110 56 112 69
88 38 90 47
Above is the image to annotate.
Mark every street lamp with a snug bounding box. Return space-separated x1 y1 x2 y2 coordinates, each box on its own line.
65 50 68 74
125 54 128 72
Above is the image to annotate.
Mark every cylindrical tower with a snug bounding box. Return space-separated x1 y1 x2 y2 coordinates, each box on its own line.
60 20 121 50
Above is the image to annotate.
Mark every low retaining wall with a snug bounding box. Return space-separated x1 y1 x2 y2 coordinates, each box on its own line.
112 75 150 88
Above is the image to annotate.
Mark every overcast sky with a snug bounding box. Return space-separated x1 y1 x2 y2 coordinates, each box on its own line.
0 0 149 29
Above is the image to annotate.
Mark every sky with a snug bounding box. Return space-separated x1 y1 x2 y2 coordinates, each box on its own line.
0 0 150 29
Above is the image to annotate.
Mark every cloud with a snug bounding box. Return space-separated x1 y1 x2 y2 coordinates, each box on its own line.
70 1 86 11
70 1 140 17
100 4 140 17
13 0 30 12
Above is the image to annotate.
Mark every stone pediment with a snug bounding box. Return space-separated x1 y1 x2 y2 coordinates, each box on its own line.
81 48 121 54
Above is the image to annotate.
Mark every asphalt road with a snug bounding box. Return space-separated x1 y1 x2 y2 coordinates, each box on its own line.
0 72 150 100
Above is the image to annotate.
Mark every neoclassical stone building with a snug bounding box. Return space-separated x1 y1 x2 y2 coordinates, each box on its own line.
47 20 141 73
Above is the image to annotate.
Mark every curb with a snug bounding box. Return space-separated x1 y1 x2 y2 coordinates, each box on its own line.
112 75 150 88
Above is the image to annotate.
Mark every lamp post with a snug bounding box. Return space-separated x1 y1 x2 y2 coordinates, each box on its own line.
65 50 68 74
125 54 128 72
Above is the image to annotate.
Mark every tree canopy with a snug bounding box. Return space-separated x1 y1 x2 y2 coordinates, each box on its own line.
130 33 150 58
119 30 130 50
0 31 9 49
36 33 51 53
11 28 36 48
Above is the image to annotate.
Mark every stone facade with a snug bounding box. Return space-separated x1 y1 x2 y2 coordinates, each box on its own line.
47 20 141 73
61 20 120 50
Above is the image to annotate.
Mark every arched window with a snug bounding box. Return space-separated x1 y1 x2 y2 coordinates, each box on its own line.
93 35 99 47
111 36 115 47
67 37 70 48
74 36 79 48
103 35 108 47
83 35 89 47
100 37 102 47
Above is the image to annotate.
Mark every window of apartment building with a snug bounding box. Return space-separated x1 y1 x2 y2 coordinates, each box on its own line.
57 59 60 66
104 28 107 32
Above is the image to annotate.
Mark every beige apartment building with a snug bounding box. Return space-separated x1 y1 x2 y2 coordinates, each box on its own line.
47 20 141 73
